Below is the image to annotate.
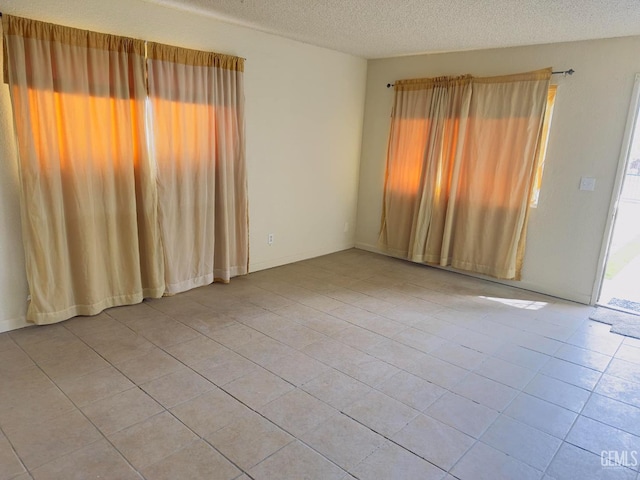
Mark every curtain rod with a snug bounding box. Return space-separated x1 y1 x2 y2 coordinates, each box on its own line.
386 68 575 88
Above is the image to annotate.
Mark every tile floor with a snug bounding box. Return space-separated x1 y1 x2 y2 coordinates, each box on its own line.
1 249 640 479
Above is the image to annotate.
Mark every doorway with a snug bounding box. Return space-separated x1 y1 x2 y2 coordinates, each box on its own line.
596 75 640 313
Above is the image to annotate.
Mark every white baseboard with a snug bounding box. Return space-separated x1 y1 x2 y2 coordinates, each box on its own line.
354 242 590 305
249 242 356 273
0 316 29 334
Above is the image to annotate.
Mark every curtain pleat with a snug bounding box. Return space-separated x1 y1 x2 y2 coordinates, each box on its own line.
380 68 551 280
147 42 248 294
3 15 165 324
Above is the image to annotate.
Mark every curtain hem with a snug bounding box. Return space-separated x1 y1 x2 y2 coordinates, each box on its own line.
26 286 164 325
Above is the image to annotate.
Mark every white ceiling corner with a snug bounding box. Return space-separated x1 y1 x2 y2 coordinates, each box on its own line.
143 0 640 58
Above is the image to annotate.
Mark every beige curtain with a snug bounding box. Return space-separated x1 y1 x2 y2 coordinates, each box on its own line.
380 68 551 280
3 15 165 324
147 43 248 294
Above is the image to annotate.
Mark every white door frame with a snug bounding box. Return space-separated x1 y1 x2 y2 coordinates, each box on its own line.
591 73 640 304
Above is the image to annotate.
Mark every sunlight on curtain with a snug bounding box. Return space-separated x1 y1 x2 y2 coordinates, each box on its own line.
380 69 551 280
2 15 165 324
147 43 248 294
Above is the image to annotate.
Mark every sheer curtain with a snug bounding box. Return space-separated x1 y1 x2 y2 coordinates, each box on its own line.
147 43 248 294
380 68 551 280
3 15 165 324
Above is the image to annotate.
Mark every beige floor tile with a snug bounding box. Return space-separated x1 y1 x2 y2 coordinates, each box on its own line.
504 393 577 439
614 344 640 365
426 392 499 438
335 355 400 387
524 373 591 412
450 373 518 412
263 351 330 386
5 409 102 470
350 441 446 480
109 412 198 469
392 327 448 353
269 323 328 349
206 323 268 349
473 356 537 390
298 313 353 337
365 340 427 370
127 316 200 348
302 369 373 410
566 416 640 458
62 313 122 339
330 325 386 351
9 323 71 348
481 416 561 471
0 365 53 404
406 354 469 389
0 348 35 376
249 441 345 480
392 414 474 471
238 312 298 335
223 367 294 409
554 343 612 372
81 387 164 435
86 331 155 366
205 410 293 469
141 366 215 408
376 370 446 411
30 438 141 480
233 337 296 365
56 366 134 407
0 385 76 430
259 389 336 437
106 302 160 323
192 349 259 386
115 348 184 385
0 431 25 480
343 390 419 436
164 337 230 367
301 414 385 470
170 388 252 437
547 442 636 480
539 357 602 390
303 338 366 368
33 346 110 382
450 441 542 480
0 333 18 354
141 440 240 480
430 342 487 370
493 343 551 371
5 250 637 480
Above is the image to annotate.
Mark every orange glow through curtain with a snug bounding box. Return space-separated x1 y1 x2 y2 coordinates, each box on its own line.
147 43 248 294
380 69 551 280
2 15 165 324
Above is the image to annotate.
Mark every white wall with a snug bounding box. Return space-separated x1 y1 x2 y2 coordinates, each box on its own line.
0 0 367 331
356 36 640 304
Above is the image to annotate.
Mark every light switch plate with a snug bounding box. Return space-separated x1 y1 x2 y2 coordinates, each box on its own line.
580 176 596 191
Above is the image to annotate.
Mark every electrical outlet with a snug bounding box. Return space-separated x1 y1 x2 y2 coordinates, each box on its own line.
579 176 596 191
267 233 274 245
343 222 349 233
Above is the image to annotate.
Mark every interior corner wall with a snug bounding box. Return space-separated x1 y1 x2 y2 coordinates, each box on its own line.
0 0 368 332
356 36 640 304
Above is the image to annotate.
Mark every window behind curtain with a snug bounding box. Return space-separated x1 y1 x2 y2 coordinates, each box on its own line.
4 15 248 324
3 15 165 324
380 69 551 280
145 43 248 294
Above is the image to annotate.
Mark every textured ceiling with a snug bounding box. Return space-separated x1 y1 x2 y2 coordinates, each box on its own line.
144 0 640 58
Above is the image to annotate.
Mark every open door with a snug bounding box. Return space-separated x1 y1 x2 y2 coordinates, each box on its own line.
594 74 640 313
